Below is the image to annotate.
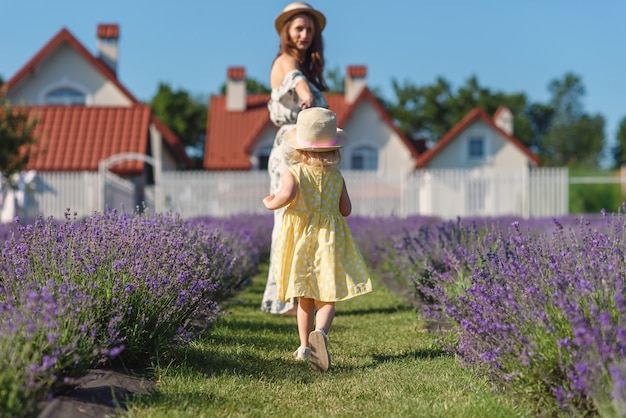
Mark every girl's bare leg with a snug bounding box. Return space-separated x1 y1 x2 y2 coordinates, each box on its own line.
313 301 335 334
297 297 316 347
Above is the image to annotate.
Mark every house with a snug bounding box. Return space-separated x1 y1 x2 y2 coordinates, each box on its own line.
416 106 540 169
411 106 543 218
1 24 192 218
204 65 422 180
3 24 191 173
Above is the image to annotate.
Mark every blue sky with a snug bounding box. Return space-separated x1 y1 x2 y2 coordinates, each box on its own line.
2 0 625 160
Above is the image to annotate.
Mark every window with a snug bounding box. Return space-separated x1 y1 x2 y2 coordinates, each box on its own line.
258 146 272 170
351 147 378 170
44 87 86 105
468 137 484 159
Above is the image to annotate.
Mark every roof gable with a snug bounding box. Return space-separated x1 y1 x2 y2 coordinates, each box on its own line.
327 88 421 163
416 107 540 168
4 28 138 104
204 87 420 170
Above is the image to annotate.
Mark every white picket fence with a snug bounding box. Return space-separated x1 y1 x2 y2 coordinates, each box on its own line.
14 167 569 222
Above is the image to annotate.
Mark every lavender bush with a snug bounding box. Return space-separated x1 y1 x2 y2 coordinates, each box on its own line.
391 213 626 416
347 215 443 296
1 209 267 416
189 213 274 285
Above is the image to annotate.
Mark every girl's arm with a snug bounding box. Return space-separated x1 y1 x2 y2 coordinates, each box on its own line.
339 178 352 216
263 168 297 210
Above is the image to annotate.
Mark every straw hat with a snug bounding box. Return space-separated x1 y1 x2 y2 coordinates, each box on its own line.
274 2 326 33
285 108 346 152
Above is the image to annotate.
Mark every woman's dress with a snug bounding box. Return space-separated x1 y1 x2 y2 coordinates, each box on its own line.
261 69 328 314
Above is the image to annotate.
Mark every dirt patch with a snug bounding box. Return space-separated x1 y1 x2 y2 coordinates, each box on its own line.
37 368 156 418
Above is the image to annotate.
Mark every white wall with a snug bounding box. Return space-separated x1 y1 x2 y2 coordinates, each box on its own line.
250 124 278 170
7 44 133 106
341 101 415 180
426 119 531 170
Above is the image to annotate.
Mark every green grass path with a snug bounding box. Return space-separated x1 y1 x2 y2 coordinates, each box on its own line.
126 264 535 417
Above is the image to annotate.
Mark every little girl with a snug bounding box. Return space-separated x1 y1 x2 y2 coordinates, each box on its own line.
262 107 373 371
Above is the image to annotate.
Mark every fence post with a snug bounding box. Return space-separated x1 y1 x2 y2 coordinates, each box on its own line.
522 165 529 219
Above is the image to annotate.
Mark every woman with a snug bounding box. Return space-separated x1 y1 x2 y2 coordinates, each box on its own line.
261 2 329 314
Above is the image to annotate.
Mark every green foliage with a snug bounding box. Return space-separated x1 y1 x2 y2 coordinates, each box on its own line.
568 168 623 214
540 73 605 167
150 83 207 168
324 65 344 93
386 75 535 148
525 102 554 153
386 71 607 170
218 77 270 95
612 116 626 168
0 102 39 186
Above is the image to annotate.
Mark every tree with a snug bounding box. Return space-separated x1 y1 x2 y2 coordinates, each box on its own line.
524 103 554 154
385 76 451 143
612 116 626 168
150 83 208 168
539 73 605 167
0 102 39 188
218 78 270 95
324 66 344 94
385 75 533 146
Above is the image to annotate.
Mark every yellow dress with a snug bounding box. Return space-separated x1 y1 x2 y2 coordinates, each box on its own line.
274 164 373 302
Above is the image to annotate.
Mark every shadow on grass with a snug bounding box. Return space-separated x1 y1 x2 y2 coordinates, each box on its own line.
337 305 415 316
372 347 448 363
150 265 449 393
164 310 450 384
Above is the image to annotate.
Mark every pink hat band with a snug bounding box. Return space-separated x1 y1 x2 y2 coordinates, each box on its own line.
294 136 338 148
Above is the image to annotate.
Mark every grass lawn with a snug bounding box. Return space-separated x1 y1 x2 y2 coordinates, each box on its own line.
125 264 539 418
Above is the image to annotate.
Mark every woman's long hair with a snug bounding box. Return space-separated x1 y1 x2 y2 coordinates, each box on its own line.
277 12 328 91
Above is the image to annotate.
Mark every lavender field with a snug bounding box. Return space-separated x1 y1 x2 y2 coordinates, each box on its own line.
348 211 626 416
1 209 625 417
0 210 272 417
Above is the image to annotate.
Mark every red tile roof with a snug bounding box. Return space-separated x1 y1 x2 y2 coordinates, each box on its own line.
5 28 138 103
416 107 540 168
4 27 192 173
204 87 420 170
21 105 189 175
204 94 271 170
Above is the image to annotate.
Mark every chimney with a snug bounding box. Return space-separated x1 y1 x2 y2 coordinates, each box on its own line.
226 66 247 112
97 24 120 75
345 65 367 104
494 106 513 136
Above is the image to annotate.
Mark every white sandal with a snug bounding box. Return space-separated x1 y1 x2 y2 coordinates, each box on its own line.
293 346 311 360
309 329 330 371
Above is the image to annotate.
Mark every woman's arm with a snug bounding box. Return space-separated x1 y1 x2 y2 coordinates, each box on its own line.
271 54 313 109
339 178 352 216
263 168 297 210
